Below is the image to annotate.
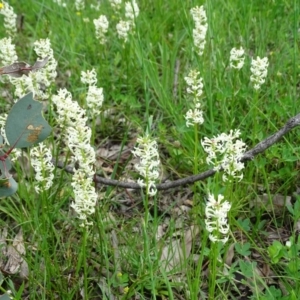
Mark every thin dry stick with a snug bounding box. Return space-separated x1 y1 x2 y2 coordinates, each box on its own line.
54 113 300 191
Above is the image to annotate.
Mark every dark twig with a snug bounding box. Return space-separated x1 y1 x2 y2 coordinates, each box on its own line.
53 113 300 191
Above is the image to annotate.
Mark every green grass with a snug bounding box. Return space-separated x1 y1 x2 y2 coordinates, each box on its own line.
0 0 299 299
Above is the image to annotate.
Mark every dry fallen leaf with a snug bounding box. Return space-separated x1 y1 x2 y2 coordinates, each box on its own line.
251 193 291 213
0 227 8 269
159 225 199 273
225 243 235 267
3 229 28 278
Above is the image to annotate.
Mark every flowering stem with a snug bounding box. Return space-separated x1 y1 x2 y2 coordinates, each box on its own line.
208 242 218 299
193 123 200 202
190 230 208 299
144 179 150 225
253 91 259 141
83 228 88 299
226 71 238 127
193 123 199 175
76 227 88 298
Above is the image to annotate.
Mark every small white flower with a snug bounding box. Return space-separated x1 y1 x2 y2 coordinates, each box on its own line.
52 88 97 225
93 15 109 44
52 88 87 128
184 69 204 127
90 2 100 11
230 47 245 70
205 193 231 243
250 56 268 90
0 1 17 37
132 134 161 196
116 20 131 41
185 108 204 127
30 143 55 193
70 170 98 225
10 38 57 100
190 5 207 26
184 69 204 97
0 37 17 65
201 129 246 181
285 241 292 248
34 38 58 90
66 126 96 172
125 0 139 20
81 69 104 117
109 0 122 9
81 69 98 86
75 0 85 11
86 85 104 116
190 6 208 56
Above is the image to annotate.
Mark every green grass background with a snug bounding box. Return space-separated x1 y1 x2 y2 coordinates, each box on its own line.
0 0 299 299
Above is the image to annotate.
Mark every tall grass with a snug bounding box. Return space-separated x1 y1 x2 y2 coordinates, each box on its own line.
0 0 299 299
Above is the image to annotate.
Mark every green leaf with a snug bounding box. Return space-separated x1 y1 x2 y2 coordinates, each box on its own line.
235 242 251 256
239 260 257 278
268 240 286 264
5 92 51 148
237 218 251 232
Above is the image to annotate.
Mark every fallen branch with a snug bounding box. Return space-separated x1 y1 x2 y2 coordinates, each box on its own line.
54 113 300 191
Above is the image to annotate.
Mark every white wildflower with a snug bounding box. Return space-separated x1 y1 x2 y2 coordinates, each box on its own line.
184 69 204 127
190 6 208 56
33 38 57 83
12 73 40 100
81 69 97 86
30 143 54 194
250 56 268 90
93 15 109 44
66 126 96 172
0 37 17 65
125 0 139 20
285 240 292 248
70 170 97 225
86 86 104 116
205 193 231 244
75 0 85 11
109 0 122 9
230 47 245 70
0 1 17 37
184 69 204 97
90 2 100 11
81 69 104 117
10 38 57 100
132 135 161 196
115 0 139 43
201 129 247 181
185 108 204 127
116 20 131 42
52 89 97 225
52 89 86 128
